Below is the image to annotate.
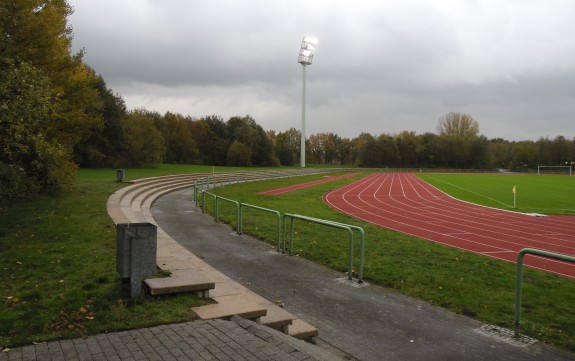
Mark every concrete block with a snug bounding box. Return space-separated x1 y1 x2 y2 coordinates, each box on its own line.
116 223 157 298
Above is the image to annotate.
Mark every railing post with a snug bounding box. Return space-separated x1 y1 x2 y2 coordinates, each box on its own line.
514 250 525 338
202 191 206 214
514 248 575 338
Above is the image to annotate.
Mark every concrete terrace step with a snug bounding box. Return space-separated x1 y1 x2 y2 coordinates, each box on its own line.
107 171 324 343
144 272 215 298
288 319 320 341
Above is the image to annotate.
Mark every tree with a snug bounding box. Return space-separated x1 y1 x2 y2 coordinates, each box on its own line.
227 116 278 166
437 112 479 138
226 141 252 166
1 0 105 197
334 137 353 165
358 133 399 167
307 134 324 164
511 141 538 170
73 72 127 167
201 115 230 166
487 138 512 169
120 110 165 167
274 128 300 166
437 112 480 168
155 112 199 164
1 0 103 150
396 131 423 167
549 135 572 166
0 61 76 198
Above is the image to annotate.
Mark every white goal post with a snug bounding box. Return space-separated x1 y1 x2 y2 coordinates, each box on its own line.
537 165 572 175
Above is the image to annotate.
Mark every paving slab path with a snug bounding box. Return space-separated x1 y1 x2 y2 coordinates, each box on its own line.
152 187 575 361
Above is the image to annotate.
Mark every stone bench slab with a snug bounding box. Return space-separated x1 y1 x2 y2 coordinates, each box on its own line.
145 272 215 297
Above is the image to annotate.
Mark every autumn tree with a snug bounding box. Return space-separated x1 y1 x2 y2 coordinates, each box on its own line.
120 110 165 167
155 112 199 164
437 112 481 168
226 141 252 166
226 116 278 166
487 139 513 169
199 115 230 166
0 61 75 198
73 72 127 167
358 133 399 167
334 136 353 165
1 0 104 195
274 128 300 165
396 131 423 167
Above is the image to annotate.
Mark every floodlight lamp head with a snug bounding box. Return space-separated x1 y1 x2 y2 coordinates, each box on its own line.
298 36 318 65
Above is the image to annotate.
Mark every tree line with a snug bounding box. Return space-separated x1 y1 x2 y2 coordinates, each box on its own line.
1 1 574 201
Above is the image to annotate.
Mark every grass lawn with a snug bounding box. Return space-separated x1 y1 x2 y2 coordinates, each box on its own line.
2 167 574 353
418 173 575 215
0 165 225 348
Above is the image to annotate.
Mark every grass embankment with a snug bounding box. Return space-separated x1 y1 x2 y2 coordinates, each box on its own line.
0 165 230 348
208 172 575 352
2 167 574 353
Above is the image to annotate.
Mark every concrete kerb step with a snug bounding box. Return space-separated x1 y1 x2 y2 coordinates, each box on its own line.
107 172 319 343
144 271 215 298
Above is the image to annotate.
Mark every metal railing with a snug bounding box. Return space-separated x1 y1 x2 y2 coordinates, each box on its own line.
215 195 240 231
514 248 575 338
239 203 282 251
201 191 217 215
283 213 365 282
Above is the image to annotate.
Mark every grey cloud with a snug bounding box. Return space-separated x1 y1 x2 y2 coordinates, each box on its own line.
69 0 575 140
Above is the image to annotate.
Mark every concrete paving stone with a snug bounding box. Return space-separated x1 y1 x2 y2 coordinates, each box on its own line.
181 348 202 360
166 347 185 359
261 344 281 357
198 350 215 360
251 327 273 342
33 343 48 355
6 349 21 361
232 347 256 361
158 352 177 361
91 353 107 361
131 349 146 360
84 337 103 355
115 348 132 359
125 342 141 352
138 345 159 359
175 356 192 361
199 333 225 348
20 345 36 361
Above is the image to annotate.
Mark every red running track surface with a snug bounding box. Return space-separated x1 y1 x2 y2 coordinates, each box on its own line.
259 173 360 195
323 173 575 279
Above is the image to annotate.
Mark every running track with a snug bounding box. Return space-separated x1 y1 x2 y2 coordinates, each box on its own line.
259 173 360 195
323 173 575 279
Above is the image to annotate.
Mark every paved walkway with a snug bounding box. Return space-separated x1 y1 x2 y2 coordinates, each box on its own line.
0 316 337 361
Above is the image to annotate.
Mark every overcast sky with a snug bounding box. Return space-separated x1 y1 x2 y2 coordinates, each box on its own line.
68 0 575 141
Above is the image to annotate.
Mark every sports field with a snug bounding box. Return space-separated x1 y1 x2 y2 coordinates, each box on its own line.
419 172 575 215
324 173 575 278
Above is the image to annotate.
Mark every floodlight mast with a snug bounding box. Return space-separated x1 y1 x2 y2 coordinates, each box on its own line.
297 36 317 168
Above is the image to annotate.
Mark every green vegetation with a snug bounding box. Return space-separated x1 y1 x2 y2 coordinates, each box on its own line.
2 165 575 353
0 166 212 348
208 171 575 352
419 173 575 215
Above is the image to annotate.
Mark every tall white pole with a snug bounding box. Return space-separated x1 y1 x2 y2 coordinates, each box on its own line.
300 64 307 168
